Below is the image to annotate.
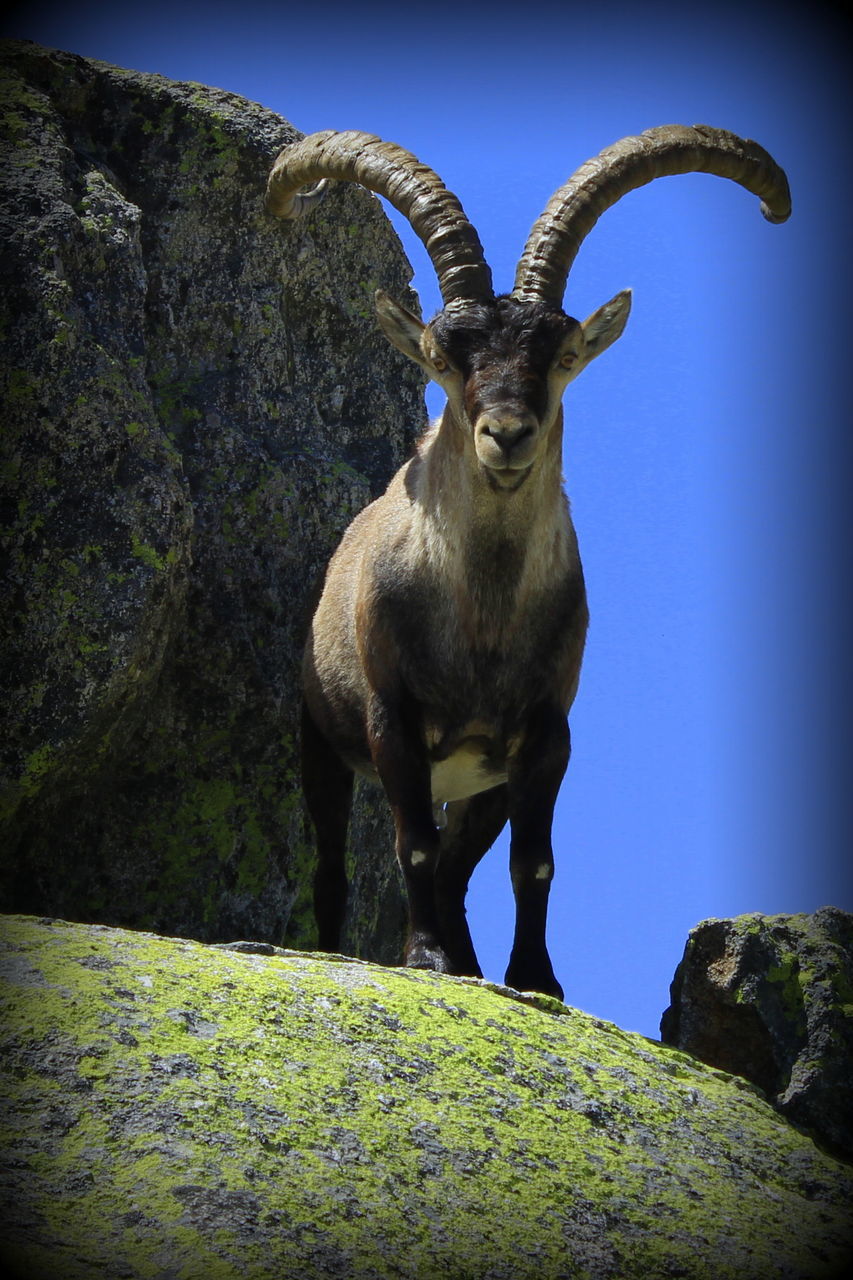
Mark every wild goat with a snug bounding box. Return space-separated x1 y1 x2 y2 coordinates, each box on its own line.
266 125 790 998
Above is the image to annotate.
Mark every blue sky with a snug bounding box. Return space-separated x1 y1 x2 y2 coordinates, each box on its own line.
5 1 850 1037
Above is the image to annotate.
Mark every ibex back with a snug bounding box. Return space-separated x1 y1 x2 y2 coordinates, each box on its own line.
266 125 790 999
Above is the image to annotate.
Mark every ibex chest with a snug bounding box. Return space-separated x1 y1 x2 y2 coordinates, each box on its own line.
395 577 583 758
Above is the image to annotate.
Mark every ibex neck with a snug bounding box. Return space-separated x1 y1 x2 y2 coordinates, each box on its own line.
410 405 572 615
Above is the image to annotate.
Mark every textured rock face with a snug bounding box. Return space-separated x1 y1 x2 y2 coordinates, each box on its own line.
661 908 853 1162
1 915 851 1280
0 42 425 957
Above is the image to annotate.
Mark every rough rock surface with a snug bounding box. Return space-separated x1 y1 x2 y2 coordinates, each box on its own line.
1 915 852 1280
661 908 853 1163
0 42 425 957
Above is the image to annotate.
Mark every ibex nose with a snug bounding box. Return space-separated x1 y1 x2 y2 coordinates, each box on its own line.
478 412 536 457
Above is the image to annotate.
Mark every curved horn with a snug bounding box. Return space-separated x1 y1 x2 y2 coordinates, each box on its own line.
266 130 493 309
513 124 791 307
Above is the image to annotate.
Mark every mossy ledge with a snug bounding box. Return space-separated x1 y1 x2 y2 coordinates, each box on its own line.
1 915 851 1279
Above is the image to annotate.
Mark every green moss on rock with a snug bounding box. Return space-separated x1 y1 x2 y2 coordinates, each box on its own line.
1 915 851 1279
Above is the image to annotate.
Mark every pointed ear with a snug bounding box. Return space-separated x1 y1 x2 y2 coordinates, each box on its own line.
375 289 426 364
580 289 632 362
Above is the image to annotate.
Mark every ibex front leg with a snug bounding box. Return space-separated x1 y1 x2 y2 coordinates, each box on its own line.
366 690 450 973
504 702 570 1000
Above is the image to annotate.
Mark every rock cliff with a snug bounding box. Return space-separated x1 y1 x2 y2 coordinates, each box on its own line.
1 914 851 1279
661 907 853 1163
0 41 424 957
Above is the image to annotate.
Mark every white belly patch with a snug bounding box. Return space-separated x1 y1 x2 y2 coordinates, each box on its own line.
430 744 506 805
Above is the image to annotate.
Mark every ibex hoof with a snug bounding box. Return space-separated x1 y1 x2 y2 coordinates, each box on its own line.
505 954 564 1002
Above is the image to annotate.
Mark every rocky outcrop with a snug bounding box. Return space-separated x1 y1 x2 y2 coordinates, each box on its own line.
1 914 851 1279
0 42 424 957
661 908 853 1162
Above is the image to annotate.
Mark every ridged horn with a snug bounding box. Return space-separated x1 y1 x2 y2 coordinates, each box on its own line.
266 130 494 309
512 124 791 306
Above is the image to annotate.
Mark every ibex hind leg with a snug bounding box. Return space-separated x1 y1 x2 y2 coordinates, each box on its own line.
436 785 509 978
301 699 353 954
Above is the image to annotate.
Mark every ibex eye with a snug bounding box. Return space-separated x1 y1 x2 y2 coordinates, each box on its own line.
558 353 577 369
433 357 448 372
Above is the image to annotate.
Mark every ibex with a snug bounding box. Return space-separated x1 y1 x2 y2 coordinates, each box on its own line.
266 125 790 999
